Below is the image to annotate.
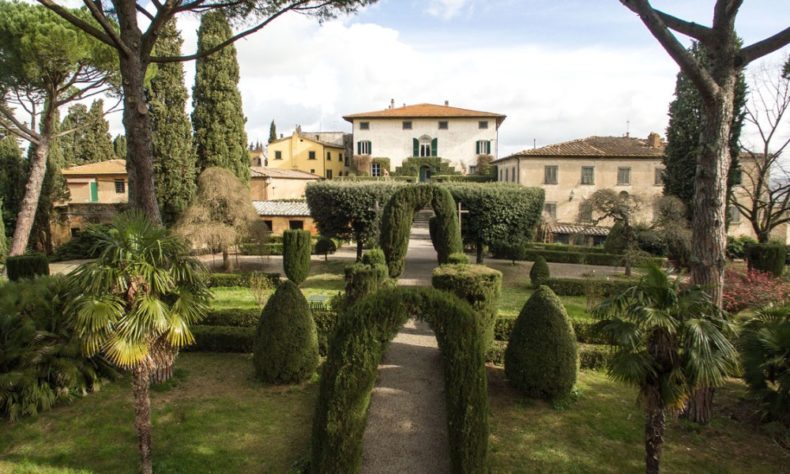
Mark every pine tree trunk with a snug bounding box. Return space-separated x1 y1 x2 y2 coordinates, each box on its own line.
645 404 665 474
115 2 162 225
132 366 153 474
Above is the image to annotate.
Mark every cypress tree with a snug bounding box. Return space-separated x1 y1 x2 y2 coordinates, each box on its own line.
113 134 127 160
663 43 746 219
0 134 25 236
269 120 277 144
59 100 114 165
148 19 197 226
192 11 249 182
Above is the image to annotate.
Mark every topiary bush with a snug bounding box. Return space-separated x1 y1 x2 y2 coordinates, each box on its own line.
448 252 469 264
360 247 386 266
283 229 312 284
343 262 388 306
529 255 550 287
603 221 627 254
745 243 786 277
6 253 50 281
432 264 501 351
314 236 337 261
253 280 319 384
504 286 578 400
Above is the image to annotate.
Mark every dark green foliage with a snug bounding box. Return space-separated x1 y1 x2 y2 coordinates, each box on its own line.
253 280 319 384
205 271 280 288
727 235 758 259
360 247 386 266
392 156 459 177
192 11 249 182
0 201 5 264
433 174 495 183
202 308 260 327
188 325 255 352
738 305 790 422
0 134 25 235
314 236 337 260
432 264 501 351
379 185 462 277
305 181 404 259
59 100 114 166
149 19 197 226
6 253 49 281
529 255 550 287
604 221 627 254
268 120 277 144
283 229 311 284
50 224 110 261
487 340 608 370
746 243 786 276
490 243 650 267
636 227 667 256
112 134 126 159
0 277 115 420
443 183 544 263
543 277 639 297
495 317 606 345
448 252 469 264
343 262 388 305
311 287 488 473
505 286 578 400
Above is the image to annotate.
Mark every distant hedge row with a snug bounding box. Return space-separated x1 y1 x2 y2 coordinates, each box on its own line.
486 341 608 370
491 244 663 267
494 317 607 345
206 272 281 288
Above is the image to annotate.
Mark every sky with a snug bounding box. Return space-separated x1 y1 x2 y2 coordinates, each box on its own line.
110 0 789 158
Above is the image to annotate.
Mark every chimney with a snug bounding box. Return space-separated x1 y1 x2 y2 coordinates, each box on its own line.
295 125 302 136
647 132 662 148
390 98 395 109
444 100 449 106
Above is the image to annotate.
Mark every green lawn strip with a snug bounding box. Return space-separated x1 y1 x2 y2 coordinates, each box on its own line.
488 367 789 473
0 353 316 474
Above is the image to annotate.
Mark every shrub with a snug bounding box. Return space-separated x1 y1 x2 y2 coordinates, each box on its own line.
6 253 50 281
723 268 790 313
206 272 280 288
603 221 627 254
51 224 109 261
432 264 502 350
360 247 386 266
0 277 115 420
313 309 338 357
283 229 312 284
529 255 550 287
488 341 608 370
636 227 667 256
738 305 790 423
448 252 469 264
505 286 578 400
746 243 786 277
543 277 638 297
314 236 337 261
343 262 388 306
727 235 757 259
494 318 606 345
489 243 643 267
201 308 260 327
188 325 255 352
253 280 319 384
250 272 276 306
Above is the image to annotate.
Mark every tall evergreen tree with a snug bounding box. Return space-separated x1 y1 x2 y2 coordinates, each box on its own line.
663 43 746 219
269 120 277 144
192 11 249 182
148 20 197 226
0 133 25 237
59 100 115 166
113 134 127 160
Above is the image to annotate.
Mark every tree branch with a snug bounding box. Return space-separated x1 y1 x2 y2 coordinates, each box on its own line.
81 0 133 57
653 9 712 41
36 0 116 50
739 27 790 66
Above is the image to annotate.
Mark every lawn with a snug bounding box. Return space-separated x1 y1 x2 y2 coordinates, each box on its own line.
2 354 785 473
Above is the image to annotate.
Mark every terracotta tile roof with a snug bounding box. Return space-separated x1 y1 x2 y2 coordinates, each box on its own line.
62 159 126 175
250 167 321 179
252 200 311 217
343 103 506 123
496 135 665 162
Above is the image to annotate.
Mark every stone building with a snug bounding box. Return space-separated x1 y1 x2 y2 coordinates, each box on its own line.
266 127 350 179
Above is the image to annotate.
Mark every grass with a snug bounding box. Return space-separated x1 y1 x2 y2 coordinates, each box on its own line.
488 367 789 473
0 353 317 474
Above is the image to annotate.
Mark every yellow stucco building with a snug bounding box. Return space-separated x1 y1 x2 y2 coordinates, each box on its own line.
266 128 349 179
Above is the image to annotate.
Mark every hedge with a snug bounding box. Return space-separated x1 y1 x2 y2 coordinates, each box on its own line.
6 254 50 281
543 277 638 297
311 287 488 473
432 264 501 351
529 255 550 287
746 243 786 277
239 242 283 255
206 272 280 288
201 308 259 327
432 174 495 183
188 325 255 352
494 317 606 345
487 341 608 370
524 242 610 254
379 184 462 277
490 245 645 267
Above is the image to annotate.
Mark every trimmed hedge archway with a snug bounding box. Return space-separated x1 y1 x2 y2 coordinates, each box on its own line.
310 287 488 473
379 184 463 277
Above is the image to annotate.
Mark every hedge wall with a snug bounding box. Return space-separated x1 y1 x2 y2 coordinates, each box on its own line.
206 272 281 288
746 243 786 276
188 325 255 352
486 341 608 370
6 254 50 281
494 317 607 345
311 287 488 473
542 277 638 297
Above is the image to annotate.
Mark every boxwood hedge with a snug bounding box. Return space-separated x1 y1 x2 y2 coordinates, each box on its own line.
206 272 280 288
6 253 50 281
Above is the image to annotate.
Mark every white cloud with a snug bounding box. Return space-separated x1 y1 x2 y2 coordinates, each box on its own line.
425 0 471 20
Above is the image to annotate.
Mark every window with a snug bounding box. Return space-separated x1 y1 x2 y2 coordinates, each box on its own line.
729 205 741 223
655 167 665 186
372 162 382 177
357 140 371 155
263 220 273 232
544 202 557 219
359 121 369 130
617 167 631 185
402 121 412 130
579 205 593 223
115 179 125 193
308 151 316 160
438 120 448 130
310 169 315 174
479 121 488 129
275 150 282 160
288 220 304 230
475 140 491 155
326 152 331 161
326 169 333 179
732 167 742 185
544 165 558 184
581 166 594 185
420 143 432 157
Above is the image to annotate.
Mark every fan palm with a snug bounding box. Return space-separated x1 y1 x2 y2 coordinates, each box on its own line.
594 264 736 474
65 212 209 474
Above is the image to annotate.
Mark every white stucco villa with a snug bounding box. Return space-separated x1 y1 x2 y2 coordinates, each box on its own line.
342 101 506 174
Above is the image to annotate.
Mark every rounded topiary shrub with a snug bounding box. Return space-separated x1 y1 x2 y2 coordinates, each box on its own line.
361 247 386 266
283 229 311 284
448 252 469 264
6 253 50 281
529 255 550 287
253 280 319 384
604 221 626 254
315 236 337 261
344 262 388 305
505 285 577 400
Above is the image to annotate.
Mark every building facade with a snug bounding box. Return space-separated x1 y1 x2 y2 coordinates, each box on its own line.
343 102 505 174
250 167 320 200
60 159 128 205
266 128 349 179
252 201 317 235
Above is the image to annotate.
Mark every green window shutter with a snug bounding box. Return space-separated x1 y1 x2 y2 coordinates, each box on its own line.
431 138 438 157
357 142 361 154
475 141 480 154
369 142 372 155
89 181 98 202
413 138 419 157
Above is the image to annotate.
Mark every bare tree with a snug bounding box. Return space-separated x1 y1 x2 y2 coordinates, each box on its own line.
731 57 790 243
580 189 642 276
38 0 375 225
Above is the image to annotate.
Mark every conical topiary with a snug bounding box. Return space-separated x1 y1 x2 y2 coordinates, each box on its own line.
283 229 311 284
529 255 550 288
505 285 577 400
253 280 319 384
